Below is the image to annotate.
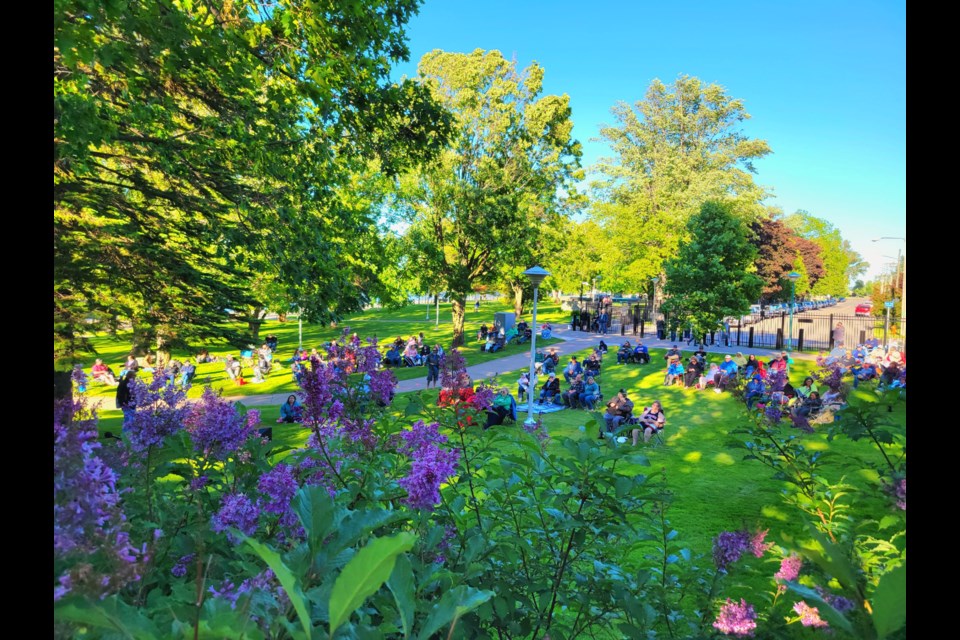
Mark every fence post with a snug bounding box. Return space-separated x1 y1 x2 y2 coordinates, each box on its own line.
621 315 626 336
748 327 754 348
859 329 866 346
776 328 783 350
828 313 834 350
780 313 786 347
737 322 742 346
640 319 645 338
797 328 805 352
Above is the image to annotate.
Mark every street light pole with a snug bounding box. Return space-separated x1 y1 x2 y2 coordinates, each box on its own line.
523 266 550 430
787 271 801 352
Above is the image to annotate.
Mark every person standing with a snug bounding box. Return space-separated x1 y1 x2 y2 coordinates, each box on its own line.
425 347 441 388
116 370 137 426
474 299 481 313
833 322 846 348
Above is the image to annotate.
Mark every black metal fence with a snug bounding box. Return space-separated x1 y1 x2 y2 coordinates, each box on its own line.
608 312 907 353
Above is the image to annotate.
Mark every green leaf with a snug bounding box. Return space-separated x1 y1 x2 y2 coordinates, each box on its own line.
243 537 312 640
329 532 416 637
55 596 161 639
871 563 906 639
416 585 495 640
386 554 415 638
293 485 338 552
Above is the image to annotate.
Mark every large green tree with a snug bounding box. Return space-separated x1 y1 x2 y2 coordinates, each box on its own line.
54 0 449 367
397 49 582 346
590 75 772 293
783 211 850 297
660 200 763 338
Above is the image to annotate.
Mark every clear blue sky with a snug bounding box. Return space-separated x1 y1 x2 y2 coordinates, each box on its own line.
391 0 906 282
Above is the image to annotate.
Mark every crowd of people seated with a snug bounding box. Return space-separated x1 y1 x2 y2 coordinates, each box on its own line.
382 334 443 368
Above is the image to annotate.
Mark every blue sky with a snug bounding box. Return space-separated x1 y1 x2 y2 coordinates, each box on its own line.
390 0 906 281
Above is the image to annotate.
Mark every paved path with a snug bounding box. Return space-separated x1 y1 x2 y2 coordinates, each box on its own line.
223 324 822 408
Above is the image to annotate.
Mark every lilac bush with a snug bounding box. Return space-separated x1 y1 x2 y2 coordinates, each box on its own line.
184 387 259 460
713 598 758 636
124 372 189 452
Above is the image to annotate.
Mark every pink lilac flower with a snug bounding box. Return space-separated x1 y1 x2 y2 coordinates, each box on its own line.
440 349 472 391
793 601 829 627
211 493 260 544
775 555 803 582
894 478 906 510
713 530 751 570
184 388 258 459
713 598 757 636
750 529 772 558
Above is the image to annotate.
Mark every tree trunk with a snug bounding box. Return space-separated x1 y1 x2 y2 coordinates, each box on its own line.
512 284 524 317
451 297 466 347
248 306 265 342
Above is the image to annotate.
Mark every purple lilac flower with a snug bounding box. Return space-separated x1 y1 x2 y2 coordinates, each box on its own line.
768 369 787 393
439 349 472 391
339 417 379 449
299 358 344 427
54 397 144 601
208 569 289 611
190 475 209 492
814 586 855 613
471 383 495 412
775 555 803 582
399 420 448 454
184 388 258 460
71 364 89 391
171 553 195 578
123 373 189 451
713 530 751 570
793 601 829 627
789 411 815 434
894 478 906 510
764 403 783 425
713 598 757 636
211 493 260 544
750 529 772 558
399 444 460 511
366 369 397 406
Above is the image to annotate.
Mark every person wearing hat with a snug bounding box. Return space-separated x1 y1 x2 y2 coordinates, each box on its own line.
602 388 634 436
538 372 561 404
664 355 684 386
632 341 650 364
664 345 682 362
714 354 738 393
744 374 765 409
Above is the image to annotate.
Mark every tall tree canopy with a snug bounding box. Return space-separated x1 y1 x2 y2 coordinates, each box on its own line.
661 200 762 338
54 0 449 365
397 49 582 346
590 75 772 293
783 211 850 297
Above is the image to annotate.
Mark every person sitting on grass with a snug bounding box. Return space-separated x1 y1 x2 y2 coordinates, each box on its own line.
683 355 703 389
277 395 302 423
742 354 761 379
561 374 585 409
664 344 682 362
541 349 559 375
744 375 765 410
617 341 633 364
195 349 215 364
485 387 515 428
792 390 823 420
517 371 531 403
384 344 402 368
768 352 788 376
563 356 583 384
632 400 666 445
584 352 602 379
580 375 601 411
178 362 196 387
597 340 609 357
601 389 634 437
224 355 243 384
632 341 650 364
538 372 561 404
664 357 684 386
478 324 489 342
403 341 421 366
796 377 819 399
713 354 739 393
91 358 118 385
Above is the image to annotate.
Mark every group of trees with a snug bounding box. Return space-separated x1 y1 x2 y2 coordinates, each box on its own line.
54 1 868 361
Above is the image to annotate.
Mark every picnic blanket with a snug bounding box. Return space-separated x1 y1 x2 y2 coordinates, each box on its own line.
515 401 567 415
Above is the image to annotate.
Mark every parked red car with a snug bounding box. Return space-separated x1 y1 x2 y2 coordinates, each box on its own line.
855 303 873 316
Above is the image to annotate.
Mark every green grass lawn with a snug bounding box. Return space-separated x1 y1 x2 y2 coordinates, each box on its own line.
83 305 905 603
77 299 570 401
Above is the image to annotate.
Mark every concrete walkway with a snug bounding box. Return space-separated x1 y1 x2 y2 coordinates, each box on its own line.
223 324 821 408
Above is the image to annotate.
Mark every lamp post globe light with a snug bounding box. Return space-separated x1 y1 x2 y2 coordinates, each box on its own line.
786 271 801 352
524 266 550 429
